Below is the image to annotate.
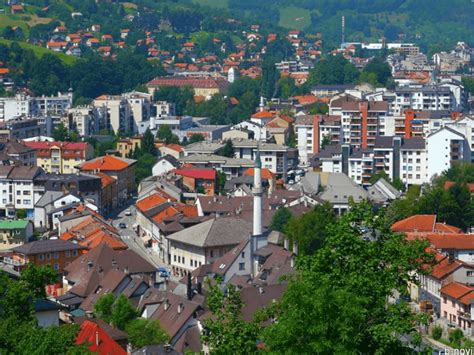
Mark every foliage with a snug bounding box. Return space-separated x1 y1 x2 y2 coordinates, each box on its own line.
111 294 138 330
154 86 194 116
261 57 280 99
462 77 474 96
285 202 336 255
307 55 359 86
448 329 464 348
157 125 179 145
431 326 442 340
188 134 205 144
360 57 392 87
142 128 156 156
320 135 331 150
0 265 81 354
262 202 434 353
220 140 235 158
16 209 27 219
202 282 260 354
217 170 227 192
52 122 70 141
269 207 293 233
94 293 114 323
134 152 157 184
125 318 168 349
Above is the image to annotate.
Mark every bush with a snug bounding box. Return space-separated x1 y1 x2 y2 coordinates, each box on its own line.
448 328 464 346
431 326 442 340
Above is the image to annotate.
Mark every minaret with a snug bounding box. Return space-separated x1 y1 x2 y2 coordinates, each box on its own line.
253 149 263 236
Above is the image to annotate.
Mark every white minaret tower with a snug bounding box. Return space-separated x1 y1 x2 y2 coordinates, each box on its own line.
252 150 263 236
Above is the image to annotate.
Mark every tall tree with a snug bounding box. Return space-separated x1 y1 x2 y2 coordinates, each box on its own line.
111 294 138 330
142 128 156 156
269 207 293 232
220 140 235 158
125 319 168 349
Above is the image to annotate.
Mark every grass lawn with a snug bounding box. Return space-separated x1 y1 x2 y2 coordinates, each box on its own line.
0 39 78 65
279 6 312 31
192 0 228 9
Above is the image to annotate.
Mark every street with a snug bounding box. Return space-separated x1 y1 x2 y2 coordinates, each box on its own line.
109 199 167 271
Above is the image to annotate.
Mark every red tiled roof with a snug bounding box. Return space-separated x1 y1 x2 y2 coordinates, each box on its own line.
79 156 135 172
244 168 275 180
175 169 216 180
0 68 9 75
136 193 167 212
152 206 179 224
95 172 116 188
444 181 474 193
76 320 126 355
175 203 198 217
435 223 462 234
164 144 183 153
391 215 437 233
430 254 467 280
440 282 474 305
24 141 89 151
407 233 474 250
252 111 275 119
147 76 228 90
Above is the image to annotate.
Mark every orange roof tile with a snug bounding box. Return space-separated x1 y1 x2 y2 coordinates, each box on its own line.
0 68 9 75
164 144 183 153
136 193 167 212
440 282 474 305
95 172 116 188
407 233 474 250
444 181 474 193
252 111 275 119
175 203 198 217
244 168 275 180
435 223 462 234
391 215 437 233
152 206 178 224
79 156 135 172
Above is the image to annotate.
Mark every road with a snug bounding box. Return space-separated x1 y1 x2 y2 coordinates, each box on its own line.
109 199 168 272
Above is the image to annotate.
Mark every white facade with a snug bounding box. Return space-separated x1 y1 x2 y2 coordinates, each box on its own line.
426 127 468 180
393 86 455 116
231 121 267 141
400 148 428 185
295 122 314 166
152 158 176 177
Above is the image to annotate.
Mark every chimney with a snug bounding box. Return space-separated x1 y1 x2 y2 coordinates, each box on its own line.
290 256 295 268
87 261 93 271
85 311 94 319
293 242 298 256
163 299 170 311
283 238 289 250
448 251 455 263
258 287 264 294
95 331 100 347
177 303 184 314
124 266 129 275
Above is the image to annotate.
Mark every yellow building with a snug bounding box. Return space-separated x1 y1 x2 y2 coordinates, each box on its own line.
24 141 94 174
117 136 142 158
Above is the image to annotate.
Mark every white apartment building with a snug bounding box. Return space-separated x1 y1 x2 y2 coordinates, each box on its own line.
123 91 152 134
93 95 132 134
400 138 428 185
426 127 469 180
393 86 455 116
231 120 268 141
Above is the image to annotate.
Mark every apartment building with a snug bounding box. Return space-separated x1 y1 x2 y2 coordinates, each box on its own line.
23 141 94 174
123 91 152 133
93 95 132 134
67 106 106 136
392 86 455 116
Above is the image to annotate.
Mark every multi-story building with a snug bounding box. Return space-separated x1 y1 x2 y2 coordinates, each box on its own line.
0 117 49 140
23 141 94 174
123 91 152 133
93 95 132 134
0 165 44 218
116 136 142 158
0 141 37 166
77 155 136 205
154 101 176 118
392 86 456 116
67 106 106 136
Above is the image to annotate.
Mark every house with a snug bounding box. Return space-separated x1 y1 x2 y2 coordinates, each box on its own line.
10 239 85 272
23 141 94 174
174 168 216 195
166 217 253 277
159 144 184 159
440 282 474 335
61 242 156 303
152 155 180 177
0 140 37 166
96 172 118 214
35 299 62 327
0 219 33 250
33 191 82 230
147 76 229 98
77 156 136 205
392 215 462 234
10 4 24 13
116 136 142 158
76 320 126 355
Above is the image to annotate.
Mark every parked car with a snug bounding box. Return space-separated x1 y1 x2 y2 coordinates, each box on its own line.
125 210 132 216
119 222 127 229
158 267 170 278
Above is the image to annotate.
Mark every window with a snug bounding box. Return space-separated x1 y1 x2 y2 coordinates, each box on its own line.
190 258 193 266
23 191 30 195
444 311 448 318
53 263 59 270
46 253 51 260
53 252 59 259
241 252 245 258
72 250 78 257
210 250 214 258
239 263 245 270
443 297 447 304
38 254 44 261
182 257 185 264
65 250 71 258
174 255 176 262
16 199 20 204
468 271 474 277
452 301 456 307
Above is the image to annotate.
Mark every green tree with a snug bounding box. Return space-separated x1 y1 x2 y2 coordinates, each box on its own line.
269 207 293 233
220 140 234 158
111 294 138 330
202 282 260 354
462 77 474 95
285 203 336 255
217 170 227 192
135 153 157 184
16 209 27 219
52 122 69 141
157 125 179 145
360 57 392 86
262 202 433 353
308 55 359 86
320 135 331 150
188 134 205 144
142 128 156 156
261 57 279 99
125 318 168 349
94 293 115 323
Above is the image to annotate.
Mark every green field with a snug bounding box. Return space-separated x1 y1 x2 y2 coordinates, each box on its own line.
0 39 78 65
192 0 228 9
279 6 312 31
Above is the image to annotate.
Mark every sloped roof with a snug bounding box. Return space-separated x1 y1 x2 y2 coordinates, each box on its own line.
79 156 136 171
440 282 474 305
174 169 216 180
76 320 126 355
392 215 437 233
13 239 84 255
167 217 252 248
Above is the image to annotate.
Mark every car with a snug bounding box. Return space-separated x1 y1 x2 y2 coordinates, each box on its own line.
119 222 127 229
125 210 132 216
158 267 170 278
